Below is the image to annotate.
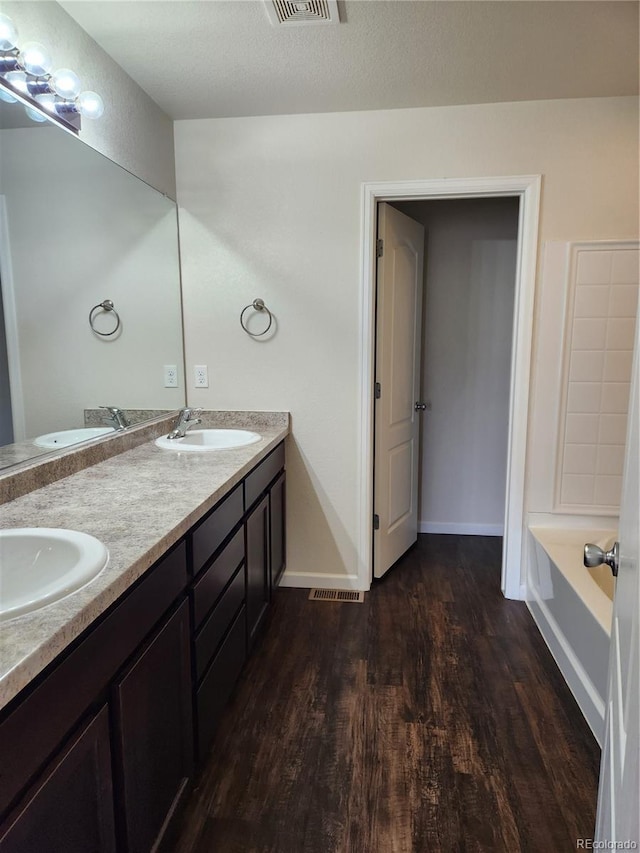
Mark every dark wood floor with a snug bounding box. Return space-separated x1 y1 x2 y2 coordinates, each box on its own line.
174 534 601 853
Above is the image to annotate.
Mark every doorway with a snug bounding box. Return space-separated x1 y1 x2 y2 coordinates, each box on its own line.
373 197 520 580
0 195 23 444
0 274 13 445
358 176 541 598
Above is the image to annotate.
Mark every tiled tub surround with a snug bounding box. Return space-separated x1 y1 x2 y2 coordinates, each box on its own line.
557 243 639 513
0 411 289 710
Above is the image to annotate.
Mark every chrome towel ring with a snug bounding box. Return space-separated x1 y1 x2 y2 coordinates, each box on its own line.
240 298 273 337
89 299 121 337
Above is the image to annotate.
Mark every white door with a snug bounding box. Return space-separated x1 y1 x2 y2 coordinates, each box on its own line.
595 317 639 844
373 203 424 579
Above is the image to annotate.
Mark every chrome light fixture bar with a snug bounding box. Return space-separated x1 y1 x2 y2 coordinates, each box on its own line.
0 13 104 133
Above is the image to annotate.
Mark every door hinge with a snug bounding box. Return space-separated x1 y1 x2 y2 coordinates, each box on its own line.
376 239 384 258
375 382 381 399
373 514 380 530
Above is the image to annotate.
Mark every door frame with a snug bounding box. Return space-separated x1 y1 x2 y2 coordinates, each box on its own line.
358 176 542 599
0 196 26 442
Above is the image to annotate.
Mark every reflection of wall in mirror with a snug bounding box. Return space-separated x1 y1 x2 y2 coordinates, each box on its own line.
0 126 184 440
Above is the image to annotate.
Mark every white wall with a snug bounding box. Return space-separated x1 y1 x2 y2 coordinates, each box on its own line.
174 96 639 587
2 1 175 198
394 198 519 535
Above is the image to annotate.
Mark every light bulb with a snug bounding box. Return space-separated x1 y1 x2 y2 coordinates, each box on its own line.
76 90 104 119
0 14 18 51
51 68 81 99
35 93 57 113
24 105 47 123
0 86 17 103
4 70 28 94
19 42 53 77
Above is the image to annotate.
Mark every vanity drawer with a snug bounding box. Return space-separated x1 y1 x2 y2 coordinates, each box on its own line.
0 540 187 818
191 485 243 575
195 565 245 682
192 529 244 628
244 443 285 510
197 606 247 760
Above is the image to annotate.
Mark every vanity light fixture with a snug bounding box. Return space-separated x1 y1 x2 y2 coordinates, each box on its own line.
0 13 104 133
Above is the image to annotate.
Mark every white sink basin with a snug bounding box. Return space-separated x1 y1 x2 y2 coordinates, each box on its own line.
155 428 262 452
0 528 109 622
34 427 115 449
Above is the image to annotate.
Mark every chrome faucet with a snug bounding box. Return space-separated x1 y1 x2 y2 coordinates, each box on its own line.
167 407 202 439
100 406 130 430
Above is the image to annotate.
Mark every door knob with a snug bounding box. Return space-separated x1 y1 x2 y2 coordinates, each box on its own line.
584 541 619 577
415 401 431 411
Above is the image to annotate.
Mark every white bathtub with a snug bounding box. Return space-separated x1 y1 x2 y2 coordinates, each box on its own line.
527 525 616 746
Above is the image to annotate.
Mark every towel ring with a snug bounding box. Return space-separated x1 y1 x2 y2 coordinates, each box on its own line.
89 299 121 337
240 298 273 337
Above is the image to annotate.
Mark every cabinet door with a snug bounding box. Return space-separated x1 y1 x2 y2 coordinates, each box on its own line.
270 471 286 589
246 494 270 648
0 706 116 853
112 600 192 853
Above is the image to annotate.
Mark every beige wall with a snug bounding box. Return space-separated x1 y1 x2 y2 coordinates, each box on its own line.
174 96 639 587
3 1 176 198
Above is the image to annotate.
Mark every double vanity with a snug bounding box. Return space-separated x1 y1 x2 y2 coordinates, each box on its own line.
0 410 289 852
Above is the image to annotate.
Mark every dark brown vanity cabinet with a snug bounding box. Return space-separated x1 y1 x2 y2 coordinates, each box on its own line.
0 440 286 852
270 470 286 589
0 542 190 853
0 707 116 853
245 442 286 648
111 601 192 853
191 442 286 760
246 494 271 649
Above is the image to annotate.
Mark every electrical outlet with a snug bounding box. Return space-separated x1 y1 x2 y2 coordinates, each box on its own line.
163 364 178 388
194 364 209 388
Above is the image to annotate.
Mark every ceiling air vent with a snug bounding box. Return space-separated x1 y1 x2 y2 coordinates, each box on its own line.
264 0 340 26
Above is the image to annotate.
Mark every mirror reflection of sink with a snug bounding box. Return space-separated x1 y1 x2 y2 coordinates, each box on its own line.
0 528 109 622
34 427 116 449
155 429 262 452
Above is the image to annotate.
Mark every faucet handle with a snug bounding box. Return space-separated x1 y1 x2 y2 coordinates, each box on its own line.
99 406 130 429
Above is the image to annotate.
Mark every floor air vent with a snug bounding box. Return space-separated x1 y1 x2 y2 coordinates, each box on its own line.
308 589 365 603
264 0 340 26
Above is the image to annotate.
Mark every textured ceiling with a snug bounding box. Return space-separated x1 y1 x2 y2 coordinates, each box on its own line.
59 0 639 120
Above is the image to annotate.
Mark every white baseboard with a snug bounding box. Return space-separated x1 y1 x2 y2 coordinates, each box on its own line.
526 587 604 746
279 571 369 592
418 521 504 536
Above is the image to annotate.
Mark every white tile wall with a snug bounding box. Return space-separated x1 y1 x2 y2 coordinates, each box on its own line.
557 244 639 512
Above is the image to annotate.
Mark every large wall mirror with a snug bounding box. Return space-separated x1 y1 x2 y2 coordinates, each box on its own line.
0 102 185 471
